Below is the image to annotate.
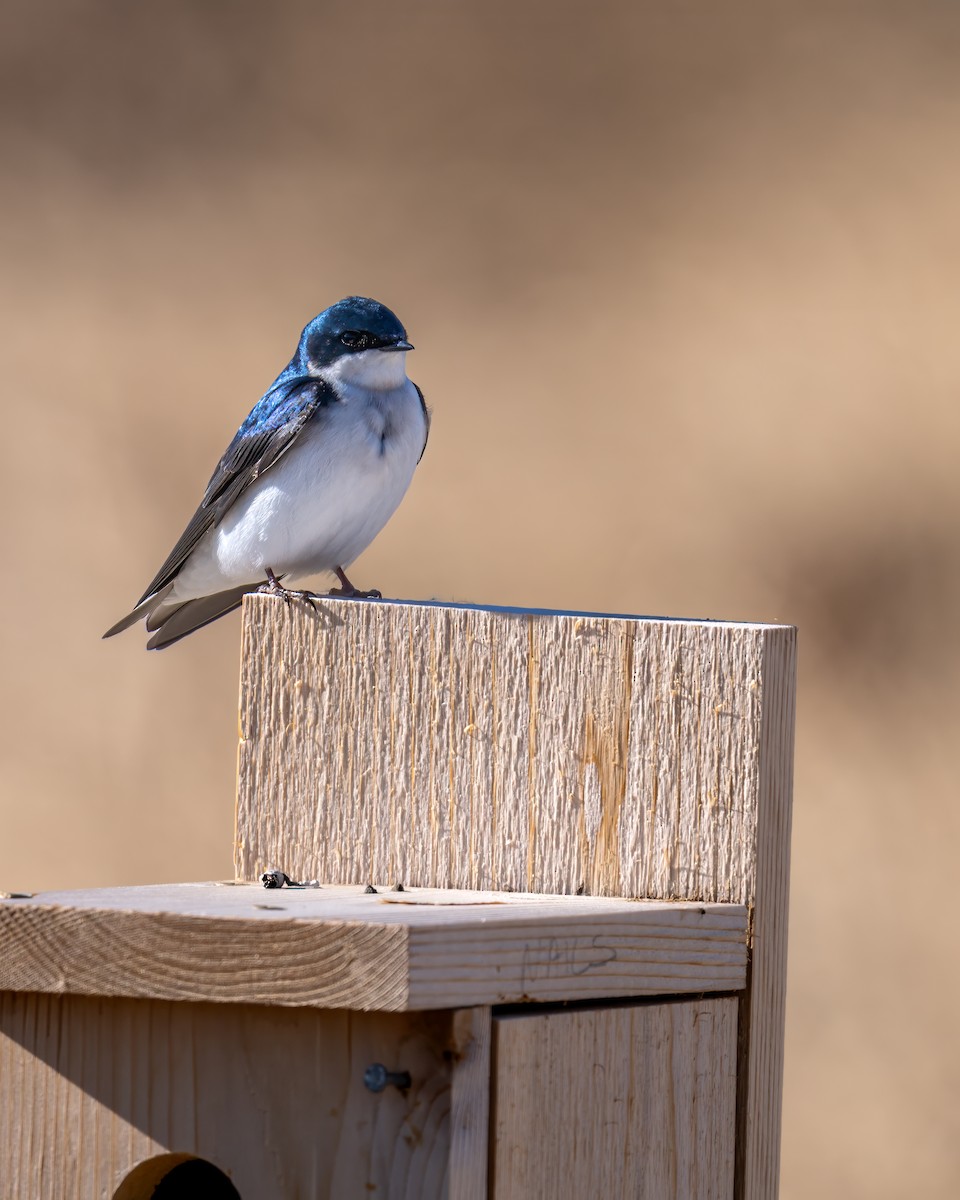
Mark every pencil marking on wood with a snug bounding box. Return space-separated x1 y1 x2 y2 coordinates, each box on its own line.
519 935 618 993
0 884 748 1010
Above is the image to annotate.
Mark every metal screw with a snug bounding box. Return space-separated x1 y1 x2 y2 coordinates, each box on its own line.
260 869 321 889
261 870 289 889
363 1063 412 1093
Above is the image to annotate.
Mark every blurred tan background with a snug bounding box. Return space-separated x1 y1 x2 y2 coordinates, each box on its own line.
2 0 959 1194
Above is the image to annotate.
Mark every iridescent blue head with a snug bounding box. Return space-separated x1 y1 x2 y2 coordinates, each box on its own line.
297 297 413 373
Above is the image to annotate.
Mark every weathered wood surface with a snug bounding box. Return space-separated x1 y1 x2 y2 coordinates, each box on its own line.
737 628 796 1200
0 882 748 1010
491 997 739 1199
0 992 466 1200
236 597 796 1199
448 1006 491 1200
237 597 789 906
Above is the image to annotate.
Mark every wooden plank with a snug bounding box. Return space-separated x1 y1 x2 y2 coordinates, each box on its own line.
737 630 796 1200
0 992 457 1200
0 883 407 1011
0 883 747 1010
490 997 739 1200
237 598 789 906
448 1007 491 1200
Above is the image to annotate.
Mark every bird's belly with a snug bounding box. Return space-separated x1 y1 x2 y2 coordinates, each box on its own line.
180 390 425 594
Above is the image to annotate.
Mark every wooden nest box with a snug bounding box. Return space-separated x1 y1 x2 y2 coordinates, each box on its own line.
0 598 796 1199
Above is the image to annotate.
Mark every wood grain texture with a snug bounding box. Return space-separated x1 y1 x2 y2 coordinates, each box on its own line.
0 992 458 1200
0 883 747 1010
737 629 797 1200
448 1007 491 1200
490 997 739 1200
237 597 787 907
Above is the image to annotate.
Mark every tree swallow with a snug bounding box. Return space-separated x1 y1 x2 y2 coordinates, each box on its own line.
104 297 429 649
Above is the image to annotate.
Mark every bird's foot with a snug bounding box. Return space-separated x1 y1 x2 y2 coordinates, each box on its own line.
258 568 319 611
327 567 382 600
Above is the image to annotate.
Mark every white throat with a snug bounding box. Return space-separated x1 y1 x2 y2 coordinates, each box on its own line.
317 348 409 392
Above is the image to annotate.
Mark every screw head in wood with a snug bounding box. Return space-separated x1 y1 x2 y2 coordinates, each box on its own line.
261 869 289 889
363 1063 411 1093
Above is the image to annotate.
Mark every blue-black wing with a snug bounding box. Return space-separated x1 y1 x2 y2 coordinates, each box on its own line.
414 383 429 462
136 374 336 604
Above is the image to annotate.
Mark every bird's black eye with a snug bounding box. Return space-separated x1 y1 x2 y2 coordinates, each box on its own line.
340 330 366 349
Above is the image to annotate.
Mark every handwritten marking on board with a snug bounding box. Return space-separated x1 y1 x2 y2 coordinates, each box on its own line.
520 935 617 993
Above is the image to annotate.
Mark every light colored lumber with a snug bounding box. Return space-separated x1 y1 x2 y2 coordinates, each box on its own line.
237 598 789 903
737 629 796 1200
0 991 460 1199
236 596 796 1198
448 1006 492 1200
490 997 739 1200
0 882 747 1011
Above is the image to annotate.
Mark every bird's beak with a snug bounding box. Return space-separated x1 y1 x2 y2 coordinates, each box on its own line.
385 338 414 352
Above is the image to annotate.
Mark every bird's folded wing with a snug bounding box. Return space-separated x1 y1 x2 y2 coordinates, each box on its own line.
414 383 430 462
135 375 336 605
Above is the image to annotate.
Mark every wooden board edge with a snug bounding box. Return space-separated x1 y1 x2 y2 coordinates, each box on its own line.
737 624 797 1200
0 903 411 1012
406 910 749 1009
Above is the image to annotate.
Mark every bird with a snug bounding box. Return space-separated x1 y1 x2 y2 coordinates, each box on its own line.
104 296 429 650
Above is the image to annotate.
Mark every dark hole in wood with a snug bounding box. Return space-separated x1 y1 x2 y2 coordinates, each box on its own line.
113 1153 241 1200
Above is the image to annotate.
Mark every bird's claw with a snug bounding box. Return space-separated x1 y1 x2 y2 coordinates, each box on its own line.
258 568 319 611
327 585 382 600
328 567 381 599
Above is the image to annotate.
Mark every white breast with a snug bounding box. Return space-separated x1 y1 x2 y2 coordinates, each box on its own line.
172 356 426 600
